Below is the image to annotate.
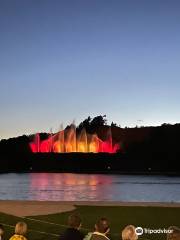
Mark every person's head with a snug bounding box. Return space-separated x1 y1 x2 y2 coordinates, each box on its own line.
68 214 82 230
167 226 180 240
15 222 27 236
122 225 138 240
95 218 110 235
0 224 4 237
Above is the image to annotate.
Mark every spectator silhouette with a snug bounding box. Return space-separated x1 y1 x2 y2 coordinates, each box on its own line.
167 226 180 240
9 222 28 240
0 224 4 240
122 225 138 240
90 217 110 240
59 214 84 240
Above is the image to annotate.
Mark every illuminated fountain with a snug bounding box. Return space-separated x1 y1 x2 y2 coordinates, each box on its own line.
30 124 119 153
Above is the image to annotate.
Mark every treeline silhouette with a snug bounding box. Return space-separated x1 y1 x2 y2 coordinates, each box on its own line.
0 115 180 174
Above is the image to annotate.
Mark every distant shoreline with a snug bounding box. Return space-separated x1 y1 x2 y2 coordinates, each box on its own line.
0 171 180 176
1 123 180 175
0 152 180 175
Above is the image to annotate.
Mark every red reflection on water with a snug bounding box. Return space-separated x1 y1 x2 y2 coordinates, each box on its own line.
30 173 113 201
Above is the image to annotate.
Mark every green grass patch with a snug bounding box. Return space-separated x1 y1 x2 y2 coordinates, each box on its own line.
1 205 180 240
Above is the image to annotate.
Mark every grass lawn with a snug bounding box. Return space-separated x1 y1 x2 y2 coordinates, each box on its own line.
0 205 180 240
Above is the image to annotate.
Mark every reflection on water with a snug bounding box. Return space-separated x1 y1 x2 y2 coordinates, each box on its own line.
0 173 180 202
30 173 113 201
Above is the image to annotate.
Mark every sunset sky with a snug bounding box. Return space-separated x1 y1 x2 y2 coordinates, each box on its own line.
0 0 180 139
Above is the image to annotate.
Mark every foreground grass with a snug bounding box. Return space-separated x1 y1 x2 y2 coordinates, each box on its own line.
0 205 180 240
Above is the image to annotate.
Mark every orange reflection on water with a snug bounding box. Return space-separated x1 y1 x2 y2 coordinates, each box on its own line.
30 173 113 201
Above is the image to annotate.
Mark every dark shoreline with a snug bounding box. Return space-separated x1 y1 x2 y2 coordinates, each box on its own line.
1 124 180 175
0 152 180 175
0 172 179 176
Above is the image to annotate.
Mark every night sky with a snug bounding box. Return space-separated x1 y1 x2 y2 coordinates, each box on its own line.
0 0 180 139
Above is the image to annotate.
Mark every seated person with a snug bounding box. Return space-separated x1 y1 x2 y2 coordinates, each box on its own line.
0 224 4 240
167 226 180 240
90 217 110 240
59 214 84 240
122 225 138 240
9 222 28 240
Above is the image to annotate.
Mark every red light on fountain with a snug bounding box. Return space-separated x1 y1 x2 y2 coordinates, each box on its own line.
30 125 119 153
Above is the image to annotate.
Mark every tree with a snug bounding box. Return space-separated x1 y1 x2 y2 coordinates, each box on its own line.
77 116 92 131
91 115 107 127
111 121 117 127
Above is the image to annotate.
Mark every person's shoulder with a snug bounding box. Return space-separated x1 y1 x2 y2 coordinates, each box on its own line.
9 236 14 240
83 232 93 240
91 233 110 240
69 228 84 240
9 235 18 240
71 228 84 240
59 228 75 240
21 236 27 240
9 235 27 240
59 228 84 240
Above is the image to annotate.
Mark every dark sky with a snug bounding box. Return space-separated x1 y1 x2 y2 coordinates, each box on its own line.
0 0 180 139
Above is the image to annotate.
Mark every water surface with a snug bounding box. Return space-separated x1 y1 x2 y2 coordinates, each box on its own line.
0 173 180 202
